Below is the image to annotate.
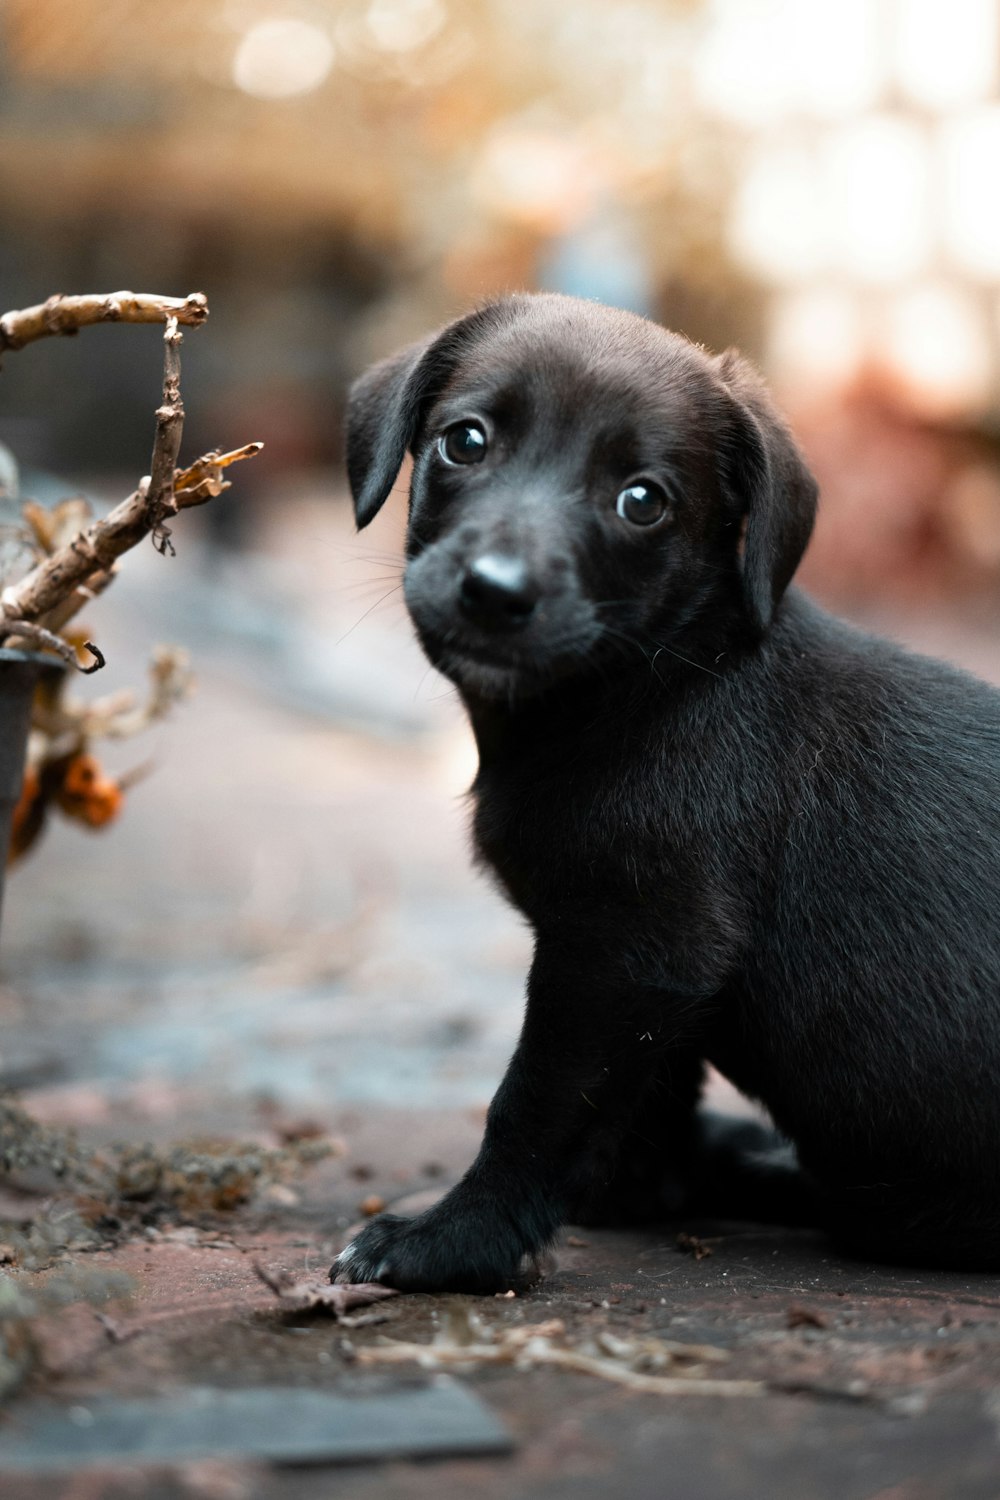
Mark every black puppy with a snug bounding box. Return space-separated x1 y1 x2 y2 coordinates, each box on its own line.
334 292 1000 1292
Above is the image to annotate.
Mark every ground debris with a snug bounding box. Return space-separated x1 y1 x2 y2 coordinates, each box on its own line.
253 1263 399 1319
0 1095 87 1182
111 1134 340 1216
0 1200 106 1271
115 1139 270 1213
676 1232 720 1261
354 1304 762 1397
0 1096 342 1267
786 1303 829 1330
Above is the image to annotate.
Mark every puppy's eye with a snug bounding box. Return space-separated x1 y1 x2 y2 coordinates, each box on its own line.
439 421 488 466
615 479 670 527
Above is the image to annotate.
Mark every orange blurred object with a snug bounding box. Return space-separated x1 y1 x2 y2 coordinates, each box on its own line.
56 754 124 829
8 752 125 865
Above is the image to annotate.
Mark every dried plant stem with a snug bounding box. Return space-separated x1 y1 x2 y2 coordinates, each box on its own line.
0 304 260 643
0 620 104 673
0 458 251 635
172 443 263 501
40 570 116 635
356 1335 765 1398
0 288 261 660
145 318 185 549
0 291 208 358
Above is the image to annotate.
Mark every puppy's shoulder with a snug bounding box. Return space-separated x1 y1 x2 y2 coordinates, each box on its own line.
758 590 1000 785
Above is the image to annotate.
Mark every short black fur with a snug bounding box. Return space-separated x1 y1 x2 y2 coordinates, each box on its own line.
334 293 1000 1292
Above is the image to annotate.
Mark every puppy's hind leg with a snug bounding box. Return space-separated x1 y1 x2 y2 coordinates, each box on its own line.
687 1112 819 1227
570 1060 818 1230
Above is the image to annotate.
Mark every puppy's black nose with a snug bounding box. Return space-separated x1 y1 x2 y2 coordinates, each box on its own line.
459 554 537 629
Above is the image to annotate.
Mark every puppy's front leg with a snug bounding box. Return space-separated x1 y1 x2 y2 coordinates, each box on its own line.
333 939 699 1293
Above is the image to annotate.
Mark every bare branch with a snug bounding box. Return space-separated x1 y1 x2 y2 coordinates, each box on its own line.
0 444 261 637
172 444 264 505
355 1319 765 1398
0 291 208 357
0 285 260 656
144 318 185 549
0 621 104 673
38 569 116 635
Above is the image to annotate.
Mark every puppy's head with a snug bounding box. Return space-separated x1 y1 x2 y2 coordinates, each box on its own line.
346 294 816 700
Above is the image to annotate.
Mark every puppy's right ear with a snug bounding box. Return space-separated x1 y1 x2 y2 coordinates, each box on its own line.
346 338 438 529
347 300 521 528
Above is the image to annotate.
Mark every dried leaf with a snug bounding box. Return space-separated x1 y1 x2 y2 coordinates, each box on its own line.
253 1265 399 1317
676 1232 718 1261
786 1304 829 1330
171 444 264 507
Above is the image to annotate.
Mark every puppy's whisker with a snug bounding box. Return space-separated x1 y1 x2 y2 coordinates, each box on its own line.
334 584 404 646
337 577 404 600
310 538 405 567
345 559 405 574
413 660 446 703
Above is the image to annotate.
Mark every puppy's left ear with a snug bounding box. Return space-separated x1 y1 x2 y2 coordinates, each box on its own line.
712 349 818 636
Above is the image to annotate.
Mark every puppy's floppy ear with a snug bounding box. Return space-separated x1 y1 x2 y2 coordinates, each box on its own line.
346 301 516 529
712 349 818 636
346 337 439 529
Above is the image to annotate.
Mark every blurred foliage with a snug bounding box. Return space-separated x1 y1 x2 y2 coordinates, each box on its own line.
1 0 724 263
0 1 754 474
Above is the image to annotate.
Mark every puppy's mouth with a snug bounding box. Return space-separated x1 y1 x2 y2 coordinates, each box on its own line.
425 636 555 699
418 627 596 701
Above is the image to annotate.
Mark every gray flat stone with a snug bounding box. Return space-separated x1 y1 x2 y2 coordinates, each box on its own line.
0 1381 512 1471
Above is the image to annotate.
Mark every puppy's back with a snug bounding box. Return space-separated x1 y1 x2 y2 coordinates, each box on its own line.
729 592 1000 1186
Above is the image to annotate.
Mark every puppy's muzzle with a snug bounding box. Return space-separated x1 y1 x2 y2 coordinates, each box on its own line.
459 553 537 631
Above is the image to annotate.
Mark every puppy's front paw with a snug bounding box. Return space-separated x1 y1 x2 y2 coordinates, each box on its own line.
331 1207 532 1295
333 1215 416 1286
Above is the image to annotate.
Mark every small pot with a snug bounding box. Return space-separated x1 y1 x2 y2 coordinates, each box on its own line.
0 649 63 933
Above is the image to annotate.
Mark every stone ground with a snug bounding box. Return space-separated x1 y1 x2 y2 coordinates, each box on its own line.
2 480 1000 1498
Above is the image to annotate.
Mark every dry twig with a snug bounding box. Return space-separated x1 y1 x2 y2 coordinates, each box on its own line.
172 444 264 503
354 1308 764 1398
0 291 208 358
32 570 115 637
0 621 103 674
0 456 262 645
145 318 185 552
0 442 261 643
29 644 192 749
0 287 261 857
0 289 261 654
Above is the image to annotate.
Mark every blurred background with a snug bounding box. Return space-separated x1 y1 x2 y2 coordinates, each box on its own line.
2 0 1000 1131
7 0 1000 603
